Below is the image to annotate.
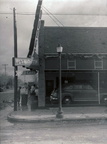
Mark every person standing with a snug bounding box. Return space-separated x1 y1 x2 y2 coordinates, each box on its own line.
17 86 21 106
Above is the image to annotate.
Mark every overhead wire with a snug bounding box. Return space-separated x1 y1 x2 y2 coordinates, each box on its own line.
0 12 107 16
42 6 64 27
42 6 70 51
42 6 70 80
42 8 61 27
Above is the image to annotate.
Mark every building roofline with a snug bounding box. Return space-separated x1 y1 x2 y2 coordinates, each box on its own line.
44 26 107 29
44 53 107 55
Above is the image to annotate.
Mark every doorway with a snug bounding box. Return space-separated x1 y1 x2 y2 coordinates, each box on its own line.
46 80 54 103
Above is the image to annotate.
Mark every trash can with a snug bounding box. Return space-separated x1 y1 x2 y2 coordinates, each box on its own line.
21 94 28 106
30 95 38 110
31 101 38 110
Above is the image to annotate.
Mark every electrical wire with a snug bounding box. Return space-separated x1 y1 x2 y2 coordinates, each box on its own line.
42 8 61 27
0 12 107 16
43 6 64 27
41 7 77 81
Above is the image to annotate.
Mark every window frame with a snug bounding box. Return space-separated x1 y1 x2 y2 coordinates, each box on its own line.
67 59 76 69
94 59 103 70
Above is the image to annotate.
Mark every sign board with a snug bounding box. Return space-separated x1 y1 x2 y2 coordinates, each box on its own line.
21 70 36 75
15 70 23 76
13 58 38 67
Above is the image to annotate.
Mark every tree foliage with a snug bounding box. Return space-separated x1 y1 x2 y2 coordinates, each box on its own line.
0 73 13 88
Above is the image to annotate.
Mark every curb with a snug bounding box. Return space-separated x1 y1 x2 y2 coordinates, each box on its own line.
7 114 55 123
7 113 107 123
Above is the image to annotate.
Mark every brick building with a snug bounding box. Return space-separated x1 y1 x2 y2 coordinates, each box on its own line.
38 21 107 107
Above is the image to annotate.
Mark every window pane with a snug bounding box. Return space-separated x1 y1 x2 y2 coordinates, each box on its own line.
74 85 82 89
68 60 76 69
94 60 103 69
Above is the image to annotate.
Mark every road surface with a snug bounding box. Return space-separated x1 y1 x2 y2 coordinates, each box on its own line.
0 106 107 144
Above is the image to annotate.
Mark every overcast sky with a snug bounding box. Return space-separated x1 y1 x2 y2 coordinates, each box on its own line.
0 0 107 76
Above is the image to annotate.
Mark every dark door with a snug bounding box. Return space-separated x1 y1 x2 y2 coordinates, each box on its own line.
46 80 54 97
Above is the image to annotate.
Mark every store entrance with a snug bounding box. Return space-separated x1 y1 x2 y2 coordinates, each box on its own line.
45 80 54 103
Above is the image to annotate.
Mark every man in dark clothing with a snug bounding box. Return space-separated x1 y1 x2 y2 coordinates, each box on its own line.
17 86 21 106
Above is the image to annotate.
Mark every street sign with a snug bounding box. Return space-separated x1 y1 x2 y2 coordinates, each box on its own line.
13 57 38 67
21 70 36 75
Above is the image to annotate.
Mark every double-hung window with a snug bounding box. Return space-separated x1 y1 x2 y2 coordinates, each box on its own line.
94 59 103 69
67 60 76 69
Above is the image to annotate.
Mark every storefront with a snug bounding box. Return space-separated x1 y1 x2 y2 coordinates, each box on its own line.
45 70 107 104
38 24 107 107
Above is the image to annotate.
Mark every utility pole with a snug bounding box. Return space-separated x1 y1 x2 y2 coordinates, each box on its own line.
13 7 18 111
2 64 8 76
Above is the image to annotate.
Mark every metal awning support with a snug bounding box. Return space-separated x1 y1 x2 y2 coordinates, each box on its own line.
27 0 43 58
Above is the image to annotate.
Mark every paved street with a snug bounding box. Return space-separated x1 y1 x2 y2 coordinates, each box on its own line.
0 106 107 144
0 90 107 144
1 118 107 144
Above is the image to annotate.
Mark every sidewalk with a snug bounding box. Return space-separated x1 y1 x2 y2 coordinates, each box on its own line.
7 105 107 123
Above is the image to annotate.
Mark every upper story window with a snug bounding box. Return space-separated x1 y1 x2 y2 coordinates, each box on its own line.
67 60 76 69
94 59 103 69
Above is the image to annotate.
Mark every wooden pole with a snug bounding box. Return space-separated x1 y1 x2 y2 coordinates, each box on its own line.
13 8 18 111
2 64 8 76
